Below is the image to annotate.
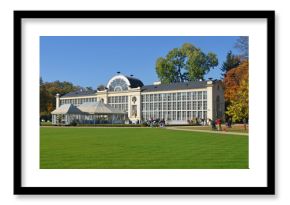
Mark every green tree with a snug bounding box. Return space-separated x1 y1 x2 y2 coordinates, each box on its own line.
221 51 240 75
155 43 218 83
40 79 79 120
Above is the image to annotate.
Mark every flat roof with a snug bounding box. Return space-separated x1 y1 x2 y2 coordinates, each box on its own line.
141 81 207 93
60 80 216 98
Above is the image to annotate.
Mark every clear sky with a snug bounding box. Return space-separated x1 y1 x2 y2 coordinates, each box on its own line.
40 36 241 88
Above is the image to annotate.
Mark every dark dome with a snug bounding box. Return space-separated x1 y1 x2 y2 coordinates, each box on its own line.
125 76 144 88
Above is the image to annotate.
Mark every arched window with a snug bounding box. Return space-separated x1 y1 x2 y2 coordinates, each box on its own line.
108 78 128 92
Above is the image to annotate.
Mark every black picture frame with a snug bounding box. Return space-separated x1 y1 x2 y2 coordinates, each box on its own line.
14 10 275 195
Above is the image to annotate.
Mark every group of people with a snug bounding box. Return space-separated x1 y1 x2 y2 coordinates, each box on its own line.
145 118 166 128
209 118 222 131
209 117 248 131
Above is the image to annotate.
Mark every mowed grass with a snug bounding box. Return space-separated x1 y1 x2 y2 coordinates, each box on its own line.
40 127 248 169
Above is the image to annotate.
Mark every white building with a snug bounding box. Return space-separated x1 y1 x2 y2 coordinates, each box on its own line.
52 74 225 125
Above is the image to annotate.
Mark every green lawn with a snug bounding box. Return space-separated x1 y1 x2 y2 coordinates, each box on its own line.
40 127 248 169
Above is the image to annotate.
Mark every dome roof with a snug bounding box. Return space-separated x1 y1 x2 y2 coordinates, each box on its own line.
124 75 144 88
107 74 144 91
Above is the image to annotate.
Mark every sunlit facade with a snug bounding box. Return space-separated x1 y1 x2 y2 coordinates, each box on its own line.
55 74 225 124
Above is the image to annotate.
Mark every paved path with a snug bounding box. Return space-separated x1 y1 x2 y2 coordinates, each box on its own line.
165 127 249 136
41 126 248 136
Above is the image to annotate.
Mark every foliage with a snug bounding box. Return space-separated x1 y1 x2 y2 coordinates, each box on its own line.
221 51 241 75
226 79 249 122
223 60 249 102
40 79 80 120
155 43 218 83
223 60 249 122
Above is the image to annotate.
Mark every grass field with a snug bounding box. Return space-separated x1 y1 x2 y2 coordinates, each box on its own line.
40 127 248 169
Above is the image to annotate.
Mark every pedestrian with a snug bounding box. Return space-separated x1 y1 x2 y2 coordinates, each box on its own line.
243 118 247 130
216 118 222 131
210 119 216 130
228 118 232 128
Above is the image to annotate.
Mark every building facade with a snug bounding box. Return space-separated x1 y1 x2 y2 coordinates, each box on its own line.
55 74 225 124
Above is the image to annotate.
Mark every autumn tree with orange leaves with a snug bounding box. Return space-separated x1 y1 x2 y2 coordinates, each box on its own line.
223 60 249 122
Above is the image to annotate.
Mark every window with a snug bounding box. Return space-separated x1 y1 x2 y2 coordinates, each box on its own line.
177 102 181 110
108 78 128 91
192 92 197 100
181 92 186 100
198 111 202 118
177 111 181 120
163 102 167 110
203 91 207 100
198 91 202 100
158 94 162 101
168 102 172 110
187 102 192 110
182 111 186 120
168 94 171 101
198 101 202 110
173 102 177 110
182 101 186 110
203 101 207 110
187 92 191 100
172 93 176 101
154 94 158 101
168 111 172 120
192 101 197 110
177 93 181 100
154 103 158 110
172 111 176 120
203 111 207 120
149 103 153 110
187 111 191 120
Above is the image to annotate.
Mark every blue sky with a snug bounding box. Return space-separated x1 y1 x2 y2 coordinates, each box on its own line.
40 36 241 88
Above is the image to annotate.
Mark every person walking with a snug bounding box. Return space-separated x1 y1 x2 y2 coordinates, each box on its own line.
228 118 232 128
243 118 247 130
216 118 222 131
210 119 216 130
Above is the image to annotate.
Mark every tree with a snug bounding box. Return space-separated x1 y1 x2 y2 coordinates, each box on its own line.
221 51 241 75
155 43 218 83
226 79 248 122
40 79 80 120
223 60 249 121
235 36 249 59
